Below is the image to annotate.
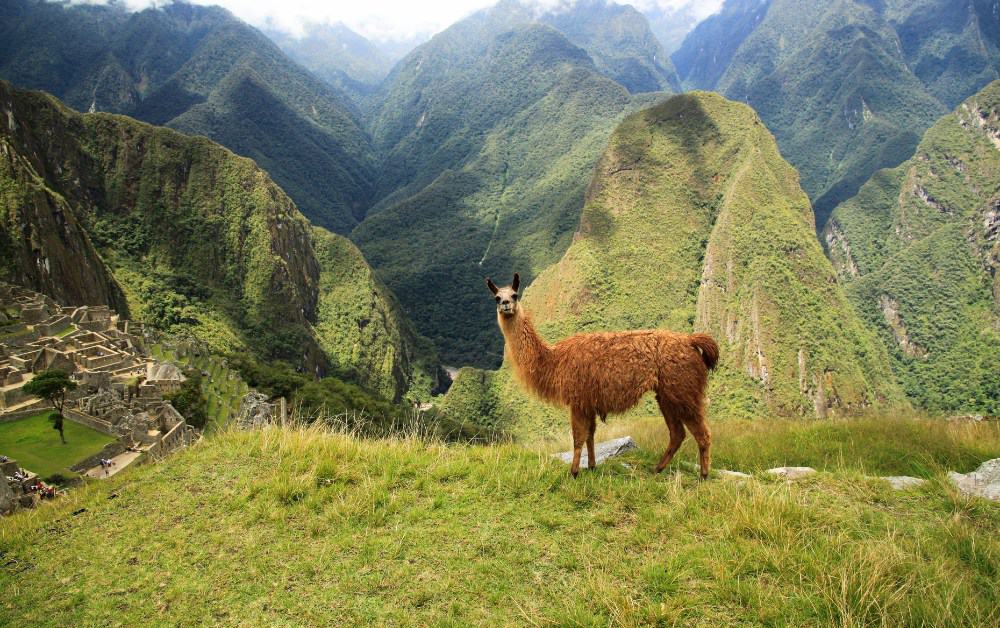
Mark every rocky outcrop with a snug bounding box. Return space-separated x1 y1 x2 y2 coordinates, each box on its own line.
948 458 1000 502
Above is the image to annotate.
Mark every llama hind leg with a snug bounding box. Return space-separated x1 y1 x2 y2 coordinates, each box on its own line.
586 415 597 470
569 407 590 478
680 412 712 480
654 396 686 473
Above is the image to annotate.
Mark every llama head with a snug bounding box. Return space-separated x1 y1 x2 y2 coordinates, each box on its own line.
486 273 520 317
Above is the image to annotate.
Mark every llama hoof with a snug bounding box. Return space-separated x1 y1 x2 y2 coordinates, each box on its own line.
570 469 579 478
699 473 709 481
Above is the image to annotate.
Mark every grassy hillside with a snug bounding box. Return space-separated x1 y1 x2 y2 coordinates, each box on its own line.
357 2 664 366
443 91 901 437
673 0 1000 228
826 81 1000 415
0 81 438 403
0 0 375 232
1 416 997 625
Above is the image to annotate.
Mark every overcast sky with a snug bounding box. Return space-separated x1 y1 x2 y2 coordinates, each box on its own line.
99 0 723 43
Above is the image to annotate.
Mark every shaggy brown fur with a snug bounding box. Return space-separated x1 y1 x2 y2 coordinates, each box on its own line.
487 274 719 478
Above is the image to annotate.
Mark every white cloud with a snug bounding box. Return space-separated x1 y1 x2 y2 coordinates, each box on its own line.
65 0 723 43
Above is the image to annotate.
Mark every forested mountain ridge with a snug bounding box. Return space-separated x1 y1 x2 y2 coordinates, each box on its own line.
441 91 902 436
0 0 377 233
826 80 1000 415
672 0 1000 229
0 81 438 403
355 2 666 367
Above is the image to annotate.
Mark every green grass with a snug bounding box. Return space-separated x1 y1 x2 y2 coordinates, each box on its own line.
0 412 115 478
1 415 997 625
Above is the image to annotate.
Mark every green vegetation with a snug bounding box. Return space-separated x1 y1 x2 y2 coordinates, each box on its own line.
1 415 997 625
672 0 1000 227
312 228 441 403
165 370 209 431
827 81 1000 415
0 412 114 479
537 0 681 94
0 0 375 232
443 91 901 437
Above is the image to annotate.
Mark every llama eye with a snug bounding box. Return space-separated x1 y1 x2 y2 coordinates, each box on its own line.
495 296 501 303
512 294 519 301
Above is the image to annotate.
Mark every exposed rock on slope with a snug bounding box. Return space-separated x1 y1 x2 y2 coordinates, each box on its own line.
826 80 1000 415
442 92 902 436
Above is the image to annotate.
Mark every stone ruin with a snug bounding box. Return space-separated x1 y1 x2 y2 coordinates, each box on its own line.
236 392 287 429
1 283 198 508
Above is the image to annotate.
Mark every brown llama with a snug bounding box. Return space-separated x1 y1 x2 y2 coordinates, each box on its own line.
487 273 719 478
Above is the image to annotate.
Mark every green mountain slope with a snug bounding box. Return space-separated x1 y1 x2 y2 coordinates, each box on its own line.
673 0 1000 228
355 3 660 367
825 81 1000 414
442 92 901 436
0 81 436 402
0 0 376 233
539 0 681 94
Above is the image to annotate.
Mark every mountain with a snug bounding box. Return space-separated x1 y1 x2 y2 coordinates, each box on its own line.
825 81 1000 415
354 2 665 367
539 0 681 94
265 22 394 87
441 91 901 435
263 21 393 107
641 1 725 55
0 0 376 233
673 0 1000 228
0 81 437 403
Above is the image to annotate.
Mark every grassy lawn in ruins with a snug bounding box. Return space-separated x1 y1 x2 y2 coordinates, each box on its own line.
0 415 997 626
0 412 115 478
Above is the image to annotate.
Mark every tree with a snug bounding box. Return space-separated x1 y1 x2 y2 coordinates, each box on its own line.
23 369 77 444
166 369 208 430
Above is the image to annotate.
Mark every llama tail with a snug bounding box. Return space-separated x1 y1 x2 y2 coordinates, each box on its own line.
689 333 720 370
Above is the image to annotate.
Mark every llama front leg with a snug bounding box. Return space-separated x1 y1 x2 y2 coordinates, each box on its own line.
569 407 589 477
586 415 597 470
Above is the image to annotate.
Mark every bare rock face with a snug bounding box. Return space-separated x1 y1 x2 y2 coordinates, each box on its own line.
881 476 927 490
766 466 816 480
948 458 1000 501
237 392 276 429
0 475 15 515
553 436 638 467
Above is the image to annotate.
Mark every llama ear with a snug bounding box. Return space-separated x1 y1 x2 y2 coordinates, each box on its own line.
512 273 520 292
486 278 499 295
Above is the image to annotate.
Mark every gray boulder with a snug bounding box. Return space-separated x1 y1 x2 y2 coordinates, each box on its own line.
948 458 1000 501
554 436 638 467
766 466 816 480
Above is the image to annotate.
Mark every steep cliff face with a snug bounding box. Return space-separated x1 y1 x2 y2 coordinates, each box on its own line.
826 80 1000 414
312 228 443 403
0 92 126 312
0 81 438 402
443 92 902 436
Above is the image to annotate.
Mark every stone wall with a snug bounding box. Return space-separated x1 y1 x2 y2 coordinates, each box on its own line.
65 409 116 436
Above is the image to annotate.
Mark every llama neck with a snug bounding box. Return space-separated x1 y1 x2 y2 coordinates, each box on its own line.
500 310 554 398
